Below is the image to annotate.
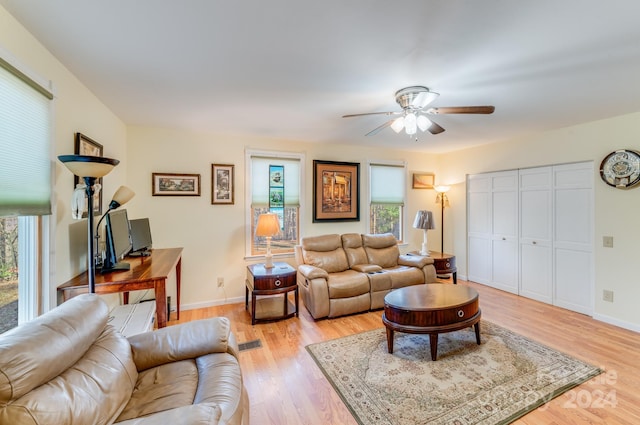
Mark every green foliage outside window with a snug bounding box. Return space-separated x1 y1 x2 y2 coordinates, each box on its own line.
370 204 402 241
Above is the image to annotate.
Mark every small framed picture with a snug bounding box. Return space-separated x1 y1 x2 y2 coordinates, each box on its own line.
212 164 234 204
152 173 201 196
74 133 103 216
412 172 435 189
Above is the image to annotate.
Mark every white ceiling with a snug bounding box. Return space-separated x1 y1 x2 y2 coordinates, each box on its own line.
3 0 640 153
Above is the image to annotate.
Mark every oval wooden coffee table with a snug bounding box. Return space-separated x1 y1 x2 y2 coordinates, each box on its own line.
382 284 481 361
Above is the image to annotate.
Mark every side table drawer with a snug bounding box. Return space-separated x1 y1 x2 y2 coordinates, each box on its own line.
254 273 296 290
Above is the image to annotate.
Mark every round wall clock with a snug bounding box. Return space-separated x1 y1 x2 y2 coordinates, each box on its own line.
600 149 640 188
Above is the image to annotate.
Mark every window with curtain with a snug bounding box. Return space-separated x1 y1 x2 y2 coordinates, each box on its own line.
247 151 303 256
369 162 406 241
0 55 53 329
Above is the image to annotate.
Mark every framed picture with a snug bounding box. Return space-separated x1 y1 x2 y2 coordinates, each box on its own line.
313 160 360 222
412 172 435 189
152 173 201 196
74 133 103 216
211 164 234 204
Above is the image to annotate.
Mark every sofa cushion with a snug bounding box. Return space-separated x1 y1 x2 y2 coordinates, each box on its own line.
362 233 400 269
117 359 199 422
115 404 222 425
341 233 368 267
301 234 349 273
327 270 370 299
0 325 137 425
0 293 109 404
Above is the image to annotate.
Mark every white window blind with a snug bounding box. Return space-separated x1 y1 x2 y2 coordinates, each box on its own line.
0 58 52 217
370 163 405 204
251 155 300 207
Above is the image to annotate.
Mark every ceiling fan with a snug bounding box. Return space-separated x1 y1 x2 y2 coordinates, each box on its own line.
343 86 495 138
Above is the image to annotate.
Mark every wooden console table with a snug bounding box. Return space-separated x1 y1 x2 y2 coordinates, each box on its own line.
57 247 182 328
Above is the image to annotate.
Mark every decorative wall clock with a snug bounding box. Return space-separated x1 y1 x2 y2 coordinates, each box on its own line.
600 149 640 188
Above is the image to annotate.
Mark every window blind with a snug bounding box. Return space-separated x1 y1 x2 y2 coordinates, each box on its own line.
251 155 300 207
370 163 405 205
0 59 52 217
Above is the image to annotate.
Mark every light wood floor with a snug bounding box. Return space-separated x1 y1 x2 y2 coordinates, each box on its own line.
172 280 640 425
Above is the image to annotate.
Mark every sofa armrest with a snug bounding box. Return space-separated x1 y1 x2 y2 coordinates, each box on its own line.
351 264 382 273
128 317 232 372
115 403 222 424
298 264 329 280
398 253 434 268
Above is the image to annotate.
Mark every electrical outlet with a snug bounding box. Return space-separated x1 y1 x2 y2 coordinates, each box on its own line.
217 277 224 287
603 236 614 248
603 289 614 302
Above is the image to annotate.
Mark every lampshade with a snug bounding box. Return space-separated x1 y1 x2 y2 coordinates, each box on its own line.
434 185 450 193
58 155 120 178
404 113 417 135
417 115 431 132
391 116 405 133
109 185 135 209
413 210 435 230
255 213 281 237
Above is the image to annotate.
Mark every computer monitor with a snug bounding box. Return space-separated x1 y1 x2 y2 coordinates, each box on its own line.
129 218 152 257
101 209 132 273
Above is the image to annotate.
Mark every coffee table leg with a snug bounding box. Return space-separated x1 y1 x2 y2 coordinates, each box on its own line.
429 334 439 361
474 322 481 345
385 327 394 353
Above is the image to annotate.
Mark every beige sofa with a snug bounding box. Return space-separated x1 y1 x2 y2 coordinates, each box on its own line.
295 233 437 319
0 294 249 425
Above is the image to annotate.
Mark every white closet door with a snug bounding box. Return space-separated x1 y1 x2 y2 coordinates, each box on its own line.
519 167 553 303
490 171 519 294
553 163 593 315
467 174 491 284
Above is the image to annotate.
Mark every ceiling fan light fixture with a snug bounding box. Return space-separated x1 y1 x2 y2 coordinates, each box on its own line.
404 113 417 135
391 116 405 133
416 115 431 132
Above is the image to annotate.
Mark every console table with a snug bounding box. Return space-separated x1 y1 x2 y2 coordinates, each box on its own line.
57 247 182 328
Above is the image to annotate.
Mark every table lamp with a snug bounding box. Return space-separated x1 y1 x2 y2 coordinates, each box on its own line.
412 210 435 255
58 154 120 293
255 213 281 268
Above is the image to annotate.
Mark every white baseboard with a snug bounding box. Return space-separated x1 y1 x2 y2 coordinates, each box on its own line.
592 313 640 333
180 296 245 311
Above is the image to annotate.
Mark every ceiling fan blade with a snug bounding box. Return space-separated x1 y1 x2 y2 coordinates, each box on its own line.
343 111 402 118
427 120 445 135
365 120 394 136
427 106 495 115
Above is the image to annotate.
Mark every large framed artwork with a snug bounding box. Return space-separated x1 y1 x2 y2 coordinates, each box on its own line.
152 173 201 196
74 132 103 217
313 160 360 222
211 164 234 204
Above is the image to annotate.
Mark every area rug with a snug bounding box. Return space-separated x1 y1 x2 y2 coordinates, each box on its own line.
306 321 601 425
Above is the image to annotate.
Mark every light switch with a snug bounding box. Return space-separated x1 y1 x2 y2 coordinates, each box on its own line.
603 236 614 248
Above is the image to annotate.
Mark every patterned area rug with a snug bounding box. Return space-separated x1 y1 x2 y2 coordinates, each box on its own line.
306 321 601 425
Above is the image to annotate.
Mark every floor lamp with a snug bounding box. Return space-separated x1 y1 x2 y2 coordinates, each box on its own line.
434 185 450 253
412 210 435 256
255 213 281 269
58 155 120 293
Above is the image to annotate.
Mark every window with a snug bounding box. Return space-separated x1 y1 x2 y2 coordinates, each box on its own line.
246 151 304 257
369 162 406 241
0 53 53 330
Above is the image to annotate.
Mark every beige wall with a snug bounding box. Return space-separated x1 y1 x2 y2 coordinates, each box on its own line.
440 112 640 330
125 126 440 309
1 6 127 309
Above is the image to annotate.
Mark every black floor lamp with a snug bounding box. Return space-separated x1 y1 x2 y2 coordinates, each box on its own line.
434 185 450 254
58 154 120 293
